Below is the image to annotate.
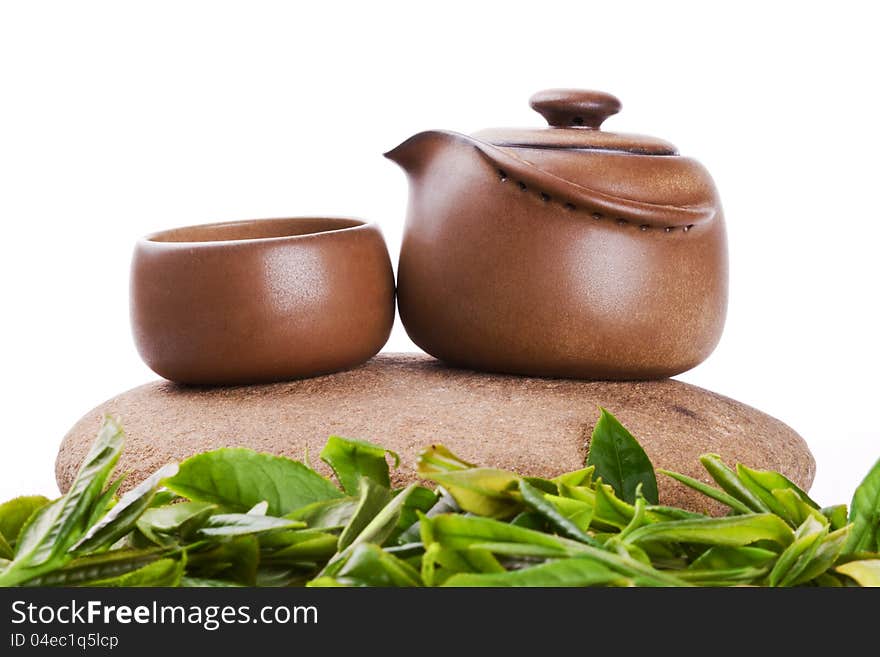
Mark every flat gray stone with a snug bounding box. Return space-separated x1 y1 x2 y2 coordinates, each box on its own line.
57 353 814 513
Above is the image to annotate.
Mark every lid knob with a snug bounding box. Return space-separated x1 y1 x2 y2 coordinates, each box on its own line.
529 89 622 129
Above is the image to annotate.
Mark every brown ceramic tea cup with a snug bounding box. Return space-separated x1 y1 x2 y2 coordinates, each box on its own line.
131 217 395 385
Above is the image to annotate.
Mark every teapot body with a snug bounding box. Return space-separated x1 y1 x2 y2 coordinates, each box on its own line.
393 131 728 380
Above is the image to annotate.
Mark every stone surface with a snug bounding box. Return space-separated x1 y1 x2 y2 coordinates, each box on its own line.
57 353 814 513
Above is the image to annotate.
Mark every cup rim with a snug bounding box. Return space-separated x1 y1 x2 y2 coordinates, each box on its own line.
140 216 374 247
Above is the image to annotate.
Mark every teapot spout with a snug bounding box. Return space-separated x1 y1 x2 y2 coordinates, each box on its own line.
384 130 466 176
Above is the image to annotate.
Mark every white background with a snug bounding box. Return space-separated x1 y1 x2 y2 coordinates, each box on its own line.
0 1 877 507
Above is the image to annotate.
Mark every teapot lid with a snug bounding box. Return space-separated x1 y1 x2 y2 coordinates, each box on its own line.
472 89 678 155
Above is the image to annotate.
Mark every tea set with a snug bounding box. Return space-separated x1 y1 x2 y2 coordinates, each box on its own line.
130 89 727 385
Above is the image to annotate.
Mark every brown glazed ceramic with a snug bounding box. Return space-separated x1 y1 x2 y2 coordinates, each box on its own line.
131 217 395 385
386 89 728 380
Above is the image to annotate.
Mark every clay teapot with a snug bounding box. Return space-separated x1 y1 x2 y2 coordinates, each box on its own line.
386 89 728 380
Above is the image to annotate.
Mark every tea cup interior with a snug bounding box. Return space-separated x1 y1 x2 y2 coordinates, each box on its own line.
146 217 366 244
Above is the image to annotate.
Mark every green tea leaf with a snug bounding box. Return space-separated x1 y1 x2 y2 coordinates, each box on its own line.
844 457 880 554
659 469 751 514
518 479 595 544
88 557 184 587
84 477 125 532
625 513 793 548
821 505 849 531
593 482 638 529
813 572 845 587
737 464 819 508
690 546 777 570
149 491 179 508
285 497 360 530
541 495 595 533
421 514 579 556
836 559 880 587
443 557 628 587
0 417 124 586
338 478 393 551
617 494 649 541
19 549 168 587
266 532 339 563
247 501 268 516
137 501 217 543
419 517 690 585
787 525 851 586
394 490 457 545
770 488 827 528
307 576 344 587
699 454 769 513
419 542 500 586
320 435 398 495
422 468 520 518
11 499 62 558
768 516 826 586
552 467 595 489
316 543 421 587
71 463 179 554
586 409 658 504
425 545 504 582
320 484 426 578
417 445 476 474
559 481 635 530
0 532 13 560
23 418 123 558
675 566 768 585
0 496 51 549
255 567 308 587
467 541 578 559
387 486 438 545
198 513 306 537
736 464 804 523
418 445 523 518
383 542 424 559
348 485 424 550
165 448 343 516
645 506 706 521
187 536 259 585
